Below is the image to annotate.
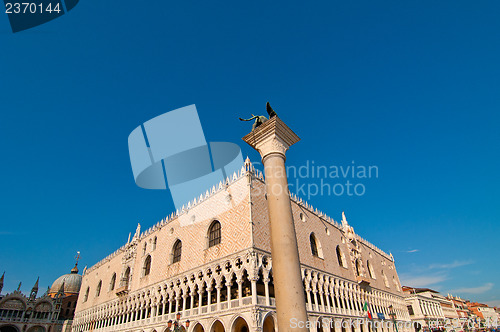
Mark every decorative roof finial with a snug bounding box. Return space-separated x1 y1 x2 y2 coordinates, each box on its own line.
71 251 80 274
244 156 253 172
341 211 348 227
133 223 141 239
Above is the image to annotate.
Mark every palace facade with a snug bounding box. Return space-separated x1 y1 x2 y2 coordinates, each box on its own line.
72 159 411 332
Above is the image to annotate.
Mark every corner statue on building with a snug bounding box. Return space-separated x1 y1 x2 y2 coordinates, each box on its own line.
239 102 278 131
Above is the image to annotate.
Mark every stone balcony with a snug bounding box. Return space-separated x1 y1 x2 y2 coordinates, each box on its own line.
115 286 129 297
356 275 371 286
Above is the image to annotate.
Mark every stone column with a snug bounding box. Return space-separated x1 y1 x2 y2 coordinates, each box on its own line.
250 276 258 305
182 294 187 312
264 277 271 306
243 116 308 331
313 291 320 312
325 289 331 313
319 290 325 312
342 295 348 315
305 287 312 311
216 284 222 311
198 288 203 310
238 278 243 306
207 288 212 312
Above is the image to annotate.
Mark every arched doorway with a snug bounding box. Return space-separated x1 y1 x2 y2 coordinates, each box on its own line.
27 327 46 332
231 317 249 332
192 323 205 332
262 314 275 332
0 326 20 332
210 320 225 332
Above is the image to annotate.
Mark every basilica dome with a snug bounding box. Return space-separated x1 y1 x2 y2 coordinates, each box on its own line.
49 264 82 296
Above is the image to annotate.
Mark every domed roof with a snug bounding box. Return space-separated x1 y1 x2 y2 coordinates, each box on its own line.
49 264 82 296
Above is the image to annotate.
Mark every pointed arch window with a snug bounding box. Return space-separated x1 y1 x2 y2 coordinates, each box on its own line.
393 276 399 290
109 273 116 291
153 236 157 250
336 246 347 268
382 270 389 288
143 255 152 276
208 220 221 247
173 240 182 263
355 259 362 276
367 260 376 279
95 281 102 297
310 233 319 257
83 287 89 302
123 267 131 288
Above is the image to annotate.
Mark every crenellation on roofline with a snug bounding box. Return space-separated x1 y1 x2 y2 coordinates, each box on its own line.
86 163 252 274
250 162 393 261
290 194 392 261
86 159 391 274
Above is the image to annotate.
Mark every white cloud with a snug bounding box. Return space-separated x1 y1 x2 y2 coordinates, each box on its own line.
399 274 448 288
451 283 494 295
406 249 419 253
429 260 473 269
400 260 477 290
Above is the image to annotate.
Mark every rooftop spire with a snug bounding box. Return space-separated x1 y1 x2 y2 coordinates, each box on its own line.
71 251 80 274
341 211 348 227
32 277 39 290
30 277 39 300
133 223 141 239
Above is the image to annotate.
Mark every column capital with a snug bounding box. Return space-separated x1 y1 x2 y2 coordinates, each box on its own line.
242 116 300 160
249 276 259 282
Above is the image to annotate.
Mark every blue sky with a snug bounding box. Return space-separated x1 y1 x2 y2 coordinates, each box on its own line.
0 0 498 306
